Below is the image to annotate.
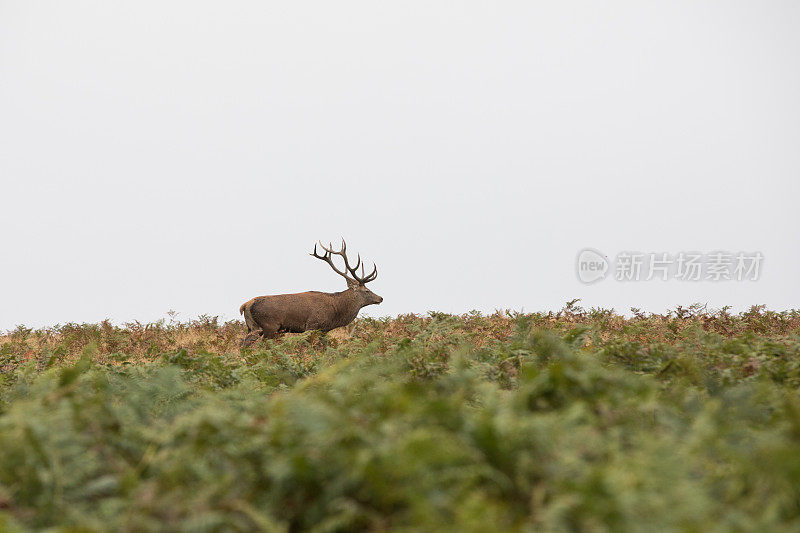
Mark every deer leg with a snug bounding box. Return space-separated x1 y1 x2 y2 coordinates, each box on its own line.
241 330 263 348
260 322 281 340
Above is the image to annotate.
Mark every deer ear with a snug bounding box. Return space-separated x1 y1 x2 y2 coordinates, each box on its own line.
346 278 359 289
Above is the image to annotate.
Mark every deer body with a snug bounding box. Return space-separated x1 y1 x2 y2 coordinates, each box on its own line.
240 240 382 346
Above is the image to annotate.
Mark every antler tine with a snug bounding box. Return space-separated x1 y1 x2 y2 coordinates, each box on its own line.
312 238 377 285
311 243 325 262
320 238 361 272
347 253 361 275
339 238 359 272
352 261 377 284
364 262 378 283
312 242 331 260
311 240 352 280
319 239 347 257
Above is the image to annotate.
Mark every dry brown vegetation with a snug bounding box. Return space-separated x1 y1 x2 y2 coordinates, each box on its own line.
3 303 799 370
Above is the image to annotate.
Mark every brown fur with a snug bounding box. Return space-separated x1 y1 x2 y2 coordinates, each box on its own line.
240 240 383 347
240 284 382 347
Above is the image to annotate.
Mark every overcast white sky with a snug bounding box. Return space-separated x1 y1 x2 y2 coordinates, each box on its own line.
1 1 798 330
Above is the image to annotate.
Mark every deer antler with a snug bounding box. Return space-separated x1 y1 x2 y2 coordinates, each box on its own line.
355 258 378 284
311 238 378 285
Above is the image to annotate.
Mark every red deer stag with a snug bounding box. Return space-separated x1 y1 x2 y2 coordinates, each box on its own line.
239 239 382 347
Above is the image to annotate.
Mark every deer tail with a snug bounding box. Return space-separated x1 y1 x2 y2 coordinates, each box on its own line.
240 300 258 332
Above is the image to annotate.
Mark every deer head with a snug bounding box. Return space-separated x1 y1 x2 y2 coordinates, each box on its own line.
311 239 383 306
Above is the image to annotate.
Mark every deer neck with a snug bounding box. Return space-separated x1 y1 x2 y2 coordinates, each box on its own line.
331 288 364 325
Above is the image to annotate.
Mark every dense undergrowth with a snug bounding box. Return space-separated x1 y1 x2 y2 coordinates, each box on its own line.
1 303 800 531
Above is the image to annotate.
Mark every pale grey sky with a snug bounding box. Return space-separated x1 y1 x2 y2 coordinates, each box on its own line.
1 1 798 330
